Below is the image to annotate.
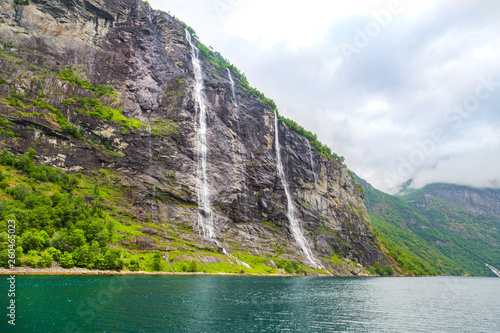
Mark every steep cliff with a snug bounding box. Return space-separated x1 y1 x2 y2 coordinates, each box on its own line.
0 0 388 274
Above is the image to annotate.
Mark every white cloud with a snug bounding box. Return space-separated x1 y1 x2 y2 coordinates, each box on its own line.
472 43 495 60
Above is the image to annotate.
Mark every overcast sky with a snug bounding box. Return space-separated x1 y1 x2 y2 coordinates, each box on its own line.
149 0 500 193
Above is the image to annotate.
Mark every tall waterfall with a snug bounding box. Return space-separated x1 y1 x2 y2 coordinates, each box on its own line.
186 30 215 239
274 112 321 268
227 68 249 218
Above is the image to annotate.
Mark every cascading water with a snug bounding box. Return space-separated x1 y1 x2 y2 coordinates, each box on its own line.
151 184 156 222
308 140 318 188
146 123 156 222
227 68 249 219
185 31 250 269
486 263 500 277
227 68 238 107
186 30 215 239
274 112 322 268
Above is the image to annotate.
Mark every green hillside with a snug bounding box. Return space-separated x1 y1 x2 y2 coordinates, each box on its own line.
358 177 500 276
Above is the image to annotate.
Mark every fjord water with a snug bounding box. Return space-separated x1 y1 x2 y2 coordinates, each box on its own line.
2 276 499 332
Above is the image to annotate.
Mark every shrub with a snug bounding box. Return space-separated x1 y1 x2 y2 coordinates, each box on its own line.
24 250 39 268
67 229 86 249
187 260 197 272
60 252 75 268
21 229 44 252
14 0 30 5
128 259 140 271
46 247 62 262
38 251 54 268
152 251 162 271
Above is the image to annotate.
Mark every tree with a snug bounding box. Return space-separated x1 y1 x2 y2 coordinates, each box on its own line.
51 229 70 252
67 229 86 249
128 259 140 272
72 244 94 267
12 184 30 202
383 265 395 276
95 229 110 247
187 260 197 272
21 229 44 252
38 251 54 268
24 250 39 268
60 252 75 268
46 247 62 262
152 251 162 271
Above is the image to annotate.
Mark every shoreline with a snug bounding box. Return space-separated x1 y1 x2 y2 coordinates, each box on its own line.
0 267 373 277
0 268 485 277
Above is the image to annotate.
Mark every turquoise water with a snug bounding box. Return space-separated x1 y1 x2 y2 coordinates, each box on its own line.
1 275 499 332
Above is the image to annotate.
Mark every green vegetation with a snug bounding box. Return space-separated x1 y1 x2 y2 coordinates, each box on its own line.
14 0 30 6
57 68 116 97
0 149 123 270
33 97 83 139
0 148 330 275
400 184 500 276
363 185 459 276
152 118 178 137
66 96 144 129
277 114 345 163
176 19 198 39
368 262 394 276
358 177 499 276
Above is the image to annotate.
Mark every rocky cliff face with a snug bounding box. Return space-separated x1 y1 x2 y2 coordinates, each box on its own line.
0 0 388 272
406 183 500 216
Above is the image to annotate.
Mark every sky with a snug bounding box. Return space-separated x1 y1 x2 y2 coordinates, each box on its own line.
149 0 500 193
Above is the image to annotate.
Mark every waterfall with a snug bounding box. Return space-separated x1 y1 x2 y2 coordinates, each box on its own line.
186 30 215 239
308 140 318 188
147 123 156 222
227 68 238 107
223 248 251 269
274 112 322 268
151 184 156 222
486 263 500 277
227 68 249 219
185 31 251 269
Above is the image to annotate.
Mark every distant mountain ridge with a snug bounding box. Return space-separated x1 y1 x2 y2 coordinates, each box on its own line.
403 183 500 216
356 176 500 276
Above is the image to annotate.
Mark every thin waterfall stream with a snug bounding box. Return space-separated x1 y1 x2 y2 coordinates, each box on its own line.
186 30 215 239
227 68 249 219
486 263 500 277
274 112 322 268
186 31 250 268
308 139 318 188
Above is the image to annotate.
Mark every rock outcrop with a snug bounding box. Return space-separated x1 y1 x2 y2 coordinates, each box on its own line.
0 0 388 270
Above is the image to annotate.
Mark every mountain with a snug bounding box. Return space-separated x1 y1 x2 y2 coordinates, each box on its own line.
402 184 500 275
0 0 390 275
357 175 500 276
